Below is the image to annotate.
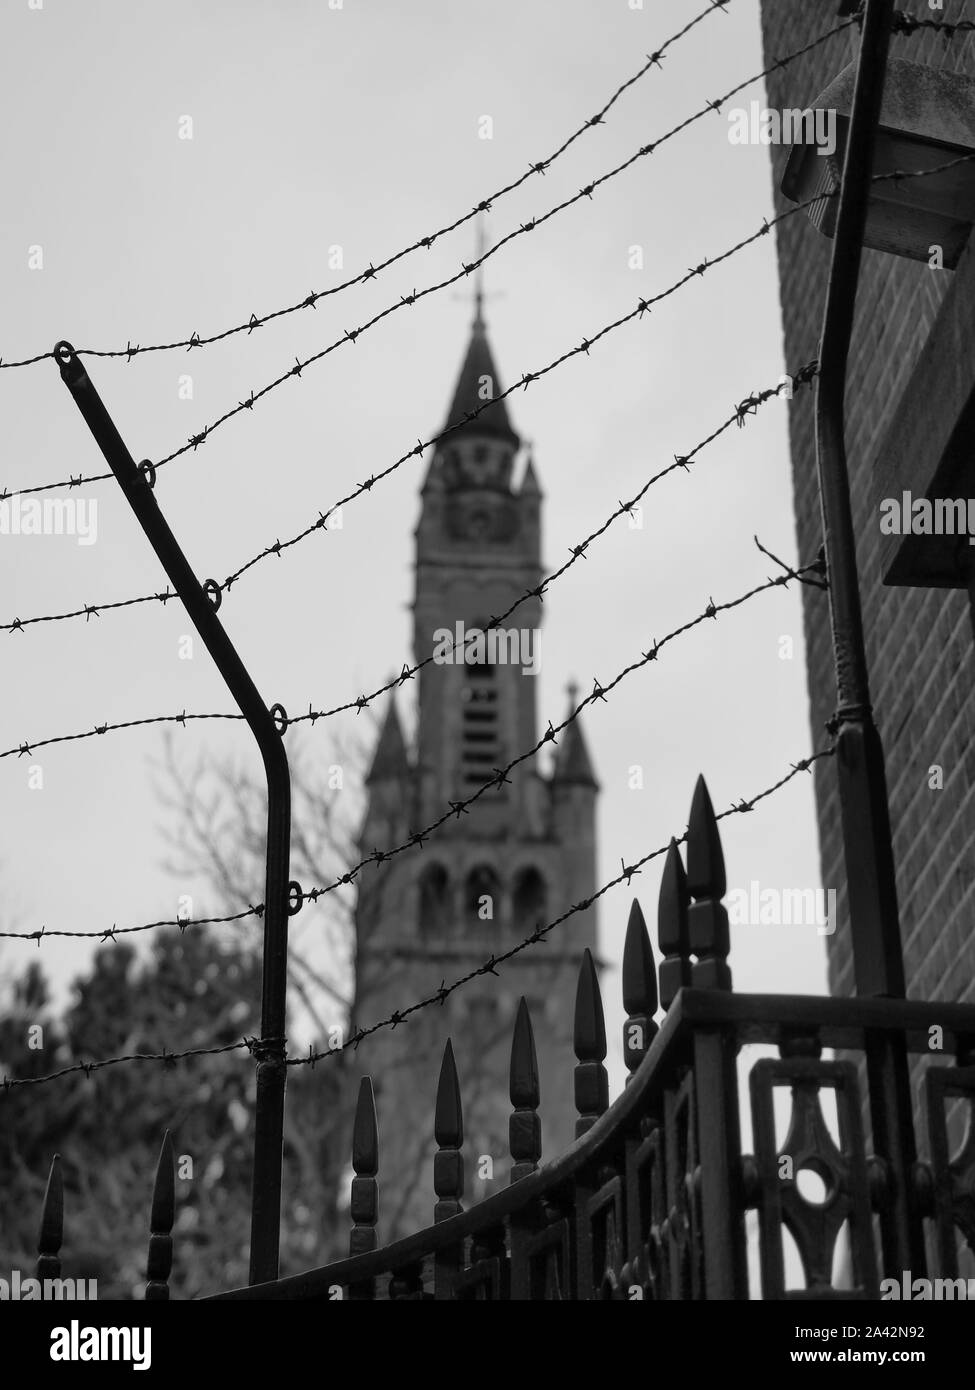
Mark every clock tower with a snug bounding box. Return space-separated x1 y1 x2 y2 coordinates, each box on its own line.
351 298 599 1243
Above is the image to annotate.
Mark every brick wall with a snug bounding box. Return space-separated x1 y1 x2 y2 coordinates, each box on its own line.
758 0 975 1023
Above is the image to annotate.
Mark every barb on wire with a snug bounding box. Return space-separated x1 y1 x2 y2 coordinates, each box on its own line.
0 742 836 1089
0 2 732 375
0 360 819 762
0 546 826 944
2 10 860 506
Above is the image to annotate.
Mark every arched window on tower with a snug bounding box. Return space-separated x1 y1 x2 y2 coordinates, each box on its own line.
460 626 503 792
466 864 500 928
418 863 450 935
513 867 547 936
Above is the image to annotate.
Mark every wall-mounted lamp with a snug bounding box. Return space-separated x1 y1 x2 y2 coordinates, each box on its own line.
782 58 975 266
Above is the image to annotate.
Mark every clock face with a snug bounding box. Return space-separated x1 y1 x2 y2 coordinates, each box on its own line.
446 493 519 543
467 507 492 540
460 452 496 487
442 442 511 491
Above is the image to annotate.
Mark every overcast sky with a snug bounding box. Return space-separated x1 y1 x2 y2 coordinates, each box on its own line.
1 0 832 1092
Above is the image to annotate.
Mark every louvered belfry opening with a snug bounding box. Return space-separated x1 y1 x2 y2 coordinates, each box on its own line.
460 633 503 792
512 867 547 936
465 864 499 928
418 863 450 936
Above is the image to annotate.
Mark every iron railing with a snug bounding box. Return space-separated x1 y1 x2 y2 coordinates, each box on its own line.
17 772 975 1299
198 774 975 1300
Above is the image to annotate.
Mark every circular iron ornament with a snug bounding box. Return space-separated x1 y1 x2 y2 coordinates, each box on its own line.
288 881 304 916
270 703 289 735
139 459 157 490
202 580 222 611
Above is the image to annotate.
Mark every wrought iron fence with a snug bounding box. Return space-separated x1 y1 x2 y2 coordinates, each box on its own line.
19 772 974 1300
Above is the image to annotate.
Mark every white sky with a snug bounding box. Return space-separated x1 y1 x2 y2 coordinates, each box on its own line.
0 0 831 1090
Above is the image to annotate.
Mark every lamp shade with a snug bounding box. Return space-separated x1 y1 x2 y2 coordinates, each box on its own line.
782 58 975 267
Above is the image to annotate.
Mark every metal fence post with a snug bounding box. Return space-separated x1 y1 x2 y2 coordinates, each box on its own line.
55 341 292 1285
813 0 926 1277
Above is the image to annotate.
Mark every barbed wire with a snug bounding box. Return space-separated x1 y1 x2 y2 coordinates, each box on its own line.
0 2 734 376
6 140 963 641
0 1037 256 1091
0 542 825 945
4 5 961 386
891 11 975 38
0 360 819 762
0 709 244 762
0 741 835 1090
1 587 177 634
873 150 975 187
1 157 856 641
0 904 260 946
1 12 860 507
290 745 838 1066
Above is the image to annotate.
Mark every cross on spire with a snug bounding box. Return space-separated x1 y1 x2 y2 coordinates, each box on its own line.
467 211 504 331
473 214 486 331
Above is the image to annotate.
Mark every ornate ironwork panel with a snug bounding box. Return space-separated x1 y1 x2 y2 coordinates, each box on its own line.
576 1171 625 1299
925 1062 975 1276
624 1119 667 1300
510 1205 571 1300
452 1227 509 1300
664 1069 701 1299
750 1052 876 1299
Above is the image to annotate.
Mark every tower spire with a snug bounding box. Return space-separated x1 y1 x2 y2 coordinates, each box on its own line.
553 681 599 789
441 220 519 450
